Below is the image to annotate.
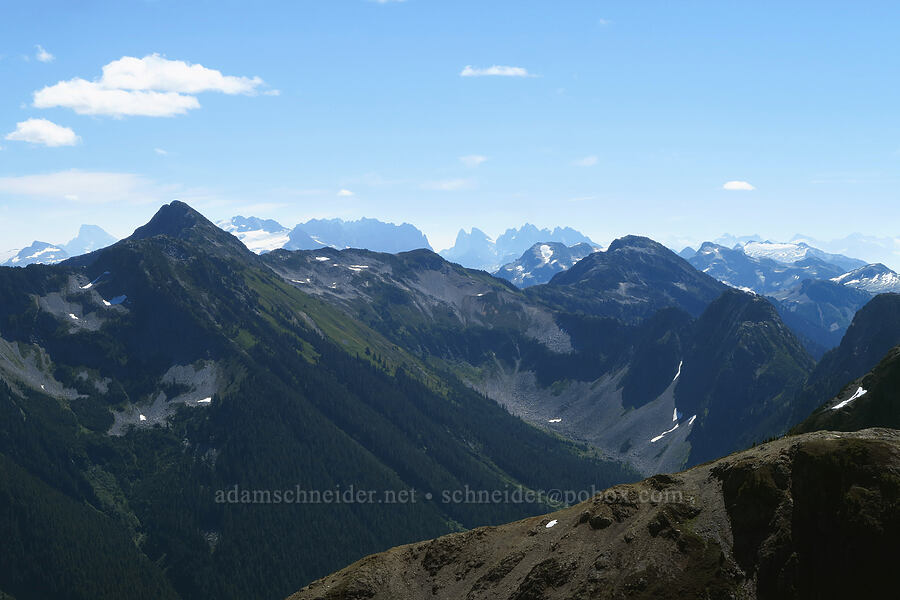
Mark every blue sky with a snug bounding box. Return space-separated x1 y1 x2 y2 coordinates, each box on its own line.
2 0 899 256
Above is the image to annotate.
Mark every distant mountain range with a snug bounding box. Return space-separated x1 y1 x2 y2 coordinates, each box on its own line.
266 233 813 475
831 263 900 294
10 213 899 361
217 216 600 275
739 240 867 272
2 224 117 267
439 224 598 272
685 242 850 294
494 241 598 287
672 239 900 356
708 232 900 271
217 215 432 254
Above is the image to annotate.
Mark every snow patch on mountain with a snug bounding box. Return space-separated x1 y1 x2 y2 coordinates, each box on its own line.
650 423 679 443
831 264 900 294
494 241 598 288
832 386 867 410
742 241 810 263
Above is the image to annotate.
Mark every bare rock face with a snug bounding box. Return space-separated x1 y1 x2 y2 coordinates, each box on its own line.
288 429 900 600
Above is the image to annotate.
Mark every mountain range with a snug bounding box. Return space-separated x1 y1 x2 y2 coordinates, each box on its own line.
493 241 598 287
0 202 636 600
217 216 432 255
2 203 898 599
291 312 900 600
2 224 117 267
709 232 900 271
439 224 598 272
262 233 816 475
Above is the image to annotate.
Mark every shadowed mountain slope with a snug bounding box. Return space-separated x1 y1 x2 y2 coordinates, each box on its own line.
289 428 900 600
0 202 637 600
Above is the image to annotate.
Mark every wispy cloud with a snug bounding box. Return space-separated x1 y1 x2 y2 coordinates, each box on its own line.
33 54 270 118
35 45 54 63
460 65 533 78
0 170 160 204
422 178 472 191
5 118 80 147
459 154 488 168
573 155 598 167
154 148 168 155
722 180 755 191
337 189 355 197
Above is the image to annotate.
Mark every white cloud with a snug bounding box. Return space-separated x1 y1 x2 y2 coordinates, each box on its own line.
422 179 472 191
459 155 488 168
460 65 533 78
100 54 263 94
154 148 168 155
722 180 756 191
574 155 598 167
5 118 80 147
34 79 201 117
32 54 267 118
337 189 355 197
35 45 54 63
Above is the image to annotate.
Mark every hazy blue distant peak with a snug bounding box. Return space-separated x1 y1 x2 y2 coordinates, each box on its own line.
713 233 763 249
63 224 118 256
221 216 288 234
288 217 432 253
442 223 597 271
2 224 117 267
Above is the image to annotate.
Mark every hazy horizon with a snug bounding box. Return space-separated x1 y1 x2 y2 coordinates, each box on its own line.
3 200 898 273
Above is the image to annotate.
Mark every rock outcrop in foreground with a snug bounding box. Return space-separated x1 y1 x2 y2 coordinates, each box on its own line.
289 428 899 600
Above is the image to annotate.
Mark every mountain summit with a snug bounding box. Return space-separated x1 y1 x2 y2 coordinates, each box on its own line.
63 224 118 256
540 235 726 320
126 200 252 260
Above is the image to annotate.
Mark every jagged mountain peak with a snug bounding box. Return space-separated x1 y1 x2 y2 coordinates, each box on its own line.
493 241 597 288
63 224 118 256
454 227 492 240
832 263 900 294
116 201 254 263
130 201 208 240
554 234 710 286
